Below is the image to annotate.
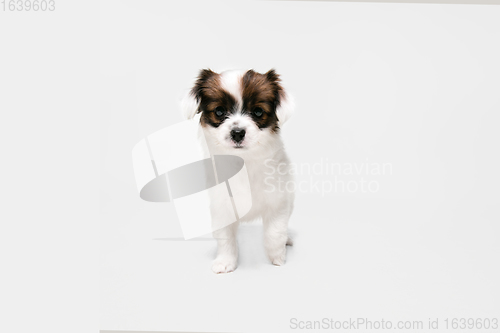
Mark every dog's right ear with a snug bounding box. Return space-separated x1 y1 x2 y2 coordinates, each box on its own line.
181 69 217 120
181 90 200 120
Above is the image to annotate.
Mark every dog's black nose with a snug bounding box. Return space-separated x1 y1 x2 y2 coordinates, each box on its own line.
231 128 246 143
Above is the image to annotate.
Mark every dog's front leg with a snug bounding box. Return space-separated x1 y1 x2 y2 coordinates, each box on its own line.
263 212 291 266
212 221 239 274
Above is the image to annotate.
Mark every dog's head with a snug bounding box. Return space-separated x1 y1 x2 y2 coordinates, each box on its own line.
182 69 293 153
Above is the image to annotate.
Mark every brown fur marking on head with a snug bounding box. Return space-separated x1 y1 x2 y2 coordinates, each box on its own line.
241 69 284 132
191 69 237 128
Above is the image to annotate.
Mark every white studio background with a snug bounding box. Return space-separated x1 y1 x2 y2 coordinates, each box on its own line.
100 1 500 333
0 1 100 333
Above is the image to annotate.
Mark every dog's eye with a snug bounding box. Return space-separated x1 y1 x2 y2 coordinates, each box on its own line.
214 106 226 118
253 107 263 117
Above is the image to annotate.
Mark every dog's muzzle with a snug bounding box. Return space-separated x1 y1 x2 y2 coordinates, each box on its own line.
230 128 246 144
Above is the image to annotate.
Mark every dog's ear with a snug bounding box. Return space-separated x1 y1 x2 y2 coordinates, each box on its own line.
181 69 217 119
276 89 294 126
181 90 200 120
265 69 294 126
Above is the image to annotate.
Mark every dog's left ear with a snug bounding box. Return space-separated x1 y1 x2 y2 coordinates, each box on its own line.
266 69 294 126
276 89 294 126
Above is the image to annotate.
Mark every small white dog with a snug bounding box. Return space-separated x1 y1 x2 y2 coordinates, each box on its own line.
182 68 295 273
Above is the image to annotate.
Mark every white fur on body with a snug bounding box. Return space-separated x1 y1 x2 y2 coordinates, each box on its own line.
207 131 294 273
183 69 295 273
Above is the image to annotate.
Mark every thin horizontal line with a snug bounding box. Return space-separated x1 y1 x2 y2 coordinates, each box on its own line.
268 0 500 4
100 331 236 333
99 330 238 333
152 238 214 241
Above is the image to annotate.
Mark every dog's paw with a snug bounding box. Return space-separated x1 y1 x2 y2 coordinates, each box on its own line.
268 246 287 266
212 257 237 274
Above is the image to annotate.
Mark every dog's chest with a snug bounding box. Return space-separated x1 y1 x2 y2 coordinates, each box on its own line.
239 157 291 220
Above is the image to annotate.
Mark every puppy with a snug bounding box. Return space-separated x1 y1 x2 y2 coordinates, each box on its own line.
182 69 295 273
